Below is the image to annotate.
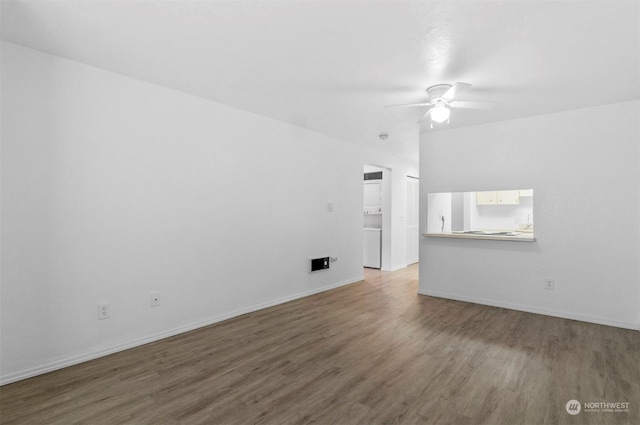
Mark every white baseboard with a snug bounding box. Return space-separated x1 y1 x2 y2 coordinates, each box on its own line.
1 275 364 386
418 289 639 331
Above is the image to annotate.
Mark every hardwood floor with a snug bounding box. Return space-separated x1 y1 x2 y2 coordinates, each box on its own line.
1 264 639 424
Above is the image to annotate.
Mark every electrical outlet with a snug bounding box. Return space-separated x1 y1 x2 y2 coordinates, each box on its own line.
98 303 111 320
544 278 555 291
150 292 161 307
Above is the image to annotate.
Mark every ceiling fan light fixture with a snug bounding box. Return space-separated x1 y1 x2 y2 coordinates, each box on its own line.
430 103 450 123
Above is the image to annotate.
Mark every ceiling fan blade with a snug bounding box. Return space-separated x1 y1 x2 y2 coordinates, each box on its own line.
449 101 494 110
417 108 433 123
442 82 472 101
384 102 431 108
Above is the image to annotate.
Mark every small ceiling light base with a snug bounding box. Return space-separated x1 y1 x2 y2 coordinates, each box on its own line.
378 133 389 140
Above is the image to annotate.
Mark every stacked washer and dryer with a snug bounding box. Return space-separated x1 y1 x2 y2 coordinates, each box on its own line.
363 172 383 269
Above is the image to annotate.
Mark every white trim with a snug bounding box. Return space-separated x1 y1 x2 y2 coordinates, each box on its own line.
418 289 639 331
423 232 535 242
1 276 363 386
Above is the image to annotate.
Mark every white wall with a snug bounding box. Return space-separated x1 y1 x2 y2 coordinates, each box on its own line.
0 42 417 383
419 100 640 330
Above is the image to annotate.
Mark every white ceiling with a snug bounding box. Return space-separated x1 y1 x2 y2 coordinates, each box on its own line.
2 1 639 161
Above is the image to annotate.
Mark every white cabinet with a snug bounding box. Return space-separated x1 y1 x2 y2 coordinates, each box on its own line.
363 228 382 268
476 191 497 205
519 189 533 197
497 190 520 204
476 190 520 205
364 181 381 206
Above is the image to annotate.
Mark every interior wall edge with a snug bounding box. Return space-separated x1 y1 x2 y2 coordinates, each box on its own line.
387 264 408 272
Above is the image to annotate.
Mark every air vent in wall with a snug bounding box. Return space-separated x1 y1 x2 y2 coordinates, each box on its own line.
364 171 383 180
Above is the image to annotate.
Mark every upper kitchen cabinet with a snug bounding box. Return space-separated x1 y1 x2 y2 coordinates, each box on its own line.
476 190 520 205
476 191 497 205
497 190 520 204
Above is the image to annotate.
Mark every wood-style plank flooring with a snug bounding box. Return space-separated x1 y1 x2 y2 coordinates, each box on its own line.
1 265 639 424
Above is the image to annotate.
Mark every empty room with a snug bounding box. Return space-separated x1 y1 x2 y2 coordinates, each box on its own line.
1 1 639 424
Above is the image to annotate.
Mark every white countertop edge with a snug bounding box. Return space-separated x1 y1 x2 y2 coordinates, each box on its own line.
423 232 536 242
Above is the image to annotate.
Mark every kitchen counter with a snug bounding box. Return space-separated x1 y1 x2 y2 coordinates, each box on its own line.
424 230 535 242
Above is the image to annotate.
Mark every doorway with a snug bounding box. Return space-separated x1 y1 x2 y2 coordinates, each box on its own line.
363 165 384 269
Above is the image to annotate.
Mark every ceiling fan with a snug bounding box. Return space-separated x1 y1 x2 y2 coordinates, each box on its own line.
385 82 489 127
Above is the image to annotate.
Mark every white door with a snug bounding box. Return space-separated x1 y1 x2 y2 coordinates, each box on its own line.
406 177 419 264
